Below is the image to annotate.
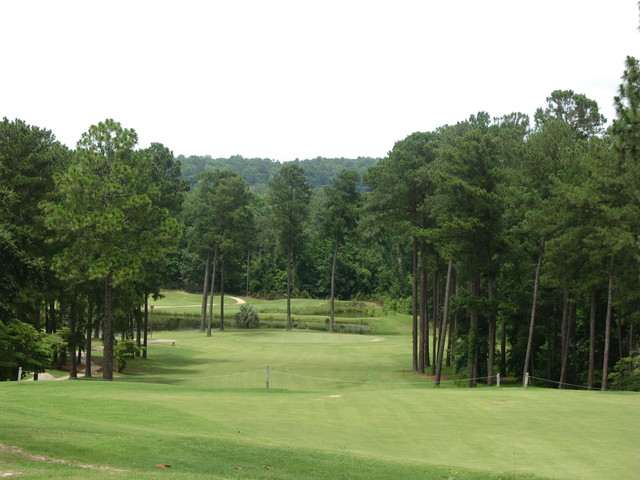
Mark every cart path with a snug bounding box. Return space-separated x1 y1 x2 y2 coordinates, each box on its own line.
151 295 246 309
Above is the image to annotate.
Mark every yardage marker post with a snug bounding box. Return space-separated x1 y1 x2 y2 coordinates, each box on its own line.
17 367 22 384
266 365 269 389
496 373 500 387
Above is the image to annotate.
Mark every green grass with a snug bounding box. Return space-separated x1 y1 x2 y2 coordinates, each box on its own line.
149 290 385 330
2 312 639 479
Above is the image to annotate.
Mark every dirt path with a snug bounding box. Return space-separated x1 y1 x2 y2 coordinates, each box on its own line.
151 295 246 309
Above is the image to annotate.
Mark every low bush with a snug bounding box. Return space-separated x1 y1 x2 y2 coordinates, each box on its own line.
114 340 143 373
608 352 640 391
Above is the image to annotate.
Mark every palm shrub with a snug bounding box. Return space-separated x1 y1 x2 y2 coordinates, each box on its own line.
234 304 259 328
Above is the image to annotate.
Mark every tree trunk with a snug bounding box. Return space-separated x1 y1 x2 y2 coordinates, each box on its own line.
588 285 596 389
103 274 114 381
329 242 338 333
287 251 293 330
69 298 78 379
559 290 570 389
432 265 439 374
246 250 251 297
435 259 453 386
46 300 53 334
568 299 576 381
94 304 100 339
207 248 218 337
419 245 428 373
500 315 507 377
548 307 557 381
447 283 457 368
487 275 496 386
523 247 543 386
135 304 142 356
411 239 418 373
143 293 149 359
200 255 210 332
220 257 226 331
468 276 479 388
616 314 624 365
85 300 94 377
601 255 615 391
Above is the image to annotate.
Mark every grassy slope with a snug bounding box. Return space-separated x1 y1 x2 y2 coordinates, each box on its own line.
1 293 639 479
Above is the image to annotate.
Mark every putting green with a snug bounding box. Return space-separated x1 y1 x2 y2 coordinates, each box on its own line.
233 330 385 344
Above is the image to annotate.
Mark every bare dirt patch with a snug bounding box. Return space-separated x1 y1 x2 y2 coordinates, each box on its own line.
0 444 126 472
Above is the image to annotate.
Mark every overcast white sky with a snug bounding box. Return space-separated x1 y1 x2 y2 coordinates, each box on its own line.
1 1 638 161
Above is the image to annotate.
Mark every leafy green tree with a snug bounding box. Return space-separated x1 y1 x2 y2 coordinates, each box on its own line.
269 163 311 329
604 55 640 389
534 89 607 139
0 118 70 324
143 143 189 216
608 351 640 391
514 90 605 387
114 339 142 373
183 170 253 334
365 131 438 373
319 170 360 332
431 113 506 386
41 119 180 380
0 319 53 381
137 143 189 354
613 56 640 193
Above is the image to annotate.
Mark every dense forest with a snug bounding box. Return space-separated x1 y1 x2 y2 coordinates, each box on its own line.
1 56 639 391
178 154 377 193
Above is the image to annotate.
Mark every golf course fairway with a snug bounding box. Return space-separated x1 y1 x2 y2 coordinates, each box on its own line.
1 328 638 479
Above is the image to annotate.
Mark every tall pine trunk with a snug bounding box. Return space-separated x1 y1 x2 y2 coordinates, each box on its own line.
588 285 597 389
69 298 78 379
207 247 218 337
523 247 543 385
103 273 114 381
135 304 142 356
500 316 507 377
559 290 570 389
220 257 225 331
432 266 439 374
468 276 479 388
85 300 94 377
200 255 210 332
419 244 428 373
287 251 293 330
143 293 149 359
601 255 615 391
434 259 453 386
411 239 418 373
487 275 496 386
447 282 457 368
246 250 251 297
329 242 338 333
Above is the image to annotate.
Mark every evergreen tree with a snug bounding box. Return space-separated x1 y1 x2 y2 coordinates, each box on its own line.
269 163 311 329
41 119 180 380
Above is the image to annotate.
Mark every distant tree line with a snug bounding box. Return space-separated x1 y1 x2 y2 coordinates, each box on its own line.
1 56 639 391
178 154 377 193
